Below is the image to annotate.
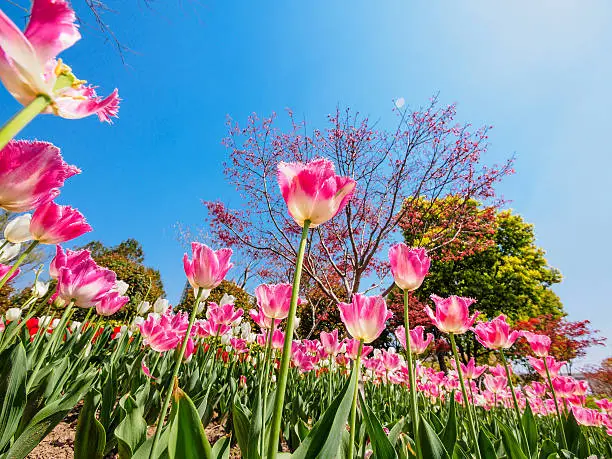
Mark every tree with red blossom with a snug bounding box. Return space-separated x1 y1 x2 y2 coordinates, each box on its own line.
184 98 513 332
514 314 606 374
583 358 612 396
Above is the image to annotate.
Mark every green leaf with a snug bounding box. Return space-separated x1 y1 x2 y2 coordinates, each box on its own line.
211 435 231 459
499 423 527 459
440 394 457 455
477 429 496 459
521 403 537 456
7 369 95 459
418 416 449 459
291 367 357 459
168 386 213 459
538 439 557 459
245 389 263 459
115 394 148 458
359 391 397 459
0 343 27 451
563 411 580 452
232 402 251 456
387 418 404 448
74 391 106 459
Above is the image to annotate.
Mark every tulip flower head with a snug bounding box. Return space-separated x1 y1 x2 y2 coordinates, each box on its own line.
320 329 344 356
0 0 119 120
344 338 373 359
153 298 170 314
49 245 90 279
30 201 91 244
183 242 233 293
338 293 392 344
0 240 20 263
425 295 479 334
57 258 116 308
528 356 566 379
521 331 551 357
32 280 49 298
4 214 32 243
137 301 151 315
459 358 487 380
95 291 129 316
0 141 80 213
277 158 356 228
396 325 435 355
472 314 520 350
255 283 292 320
388 243 430 291
5 307 21 322
206 302 243 326
0 263 20 282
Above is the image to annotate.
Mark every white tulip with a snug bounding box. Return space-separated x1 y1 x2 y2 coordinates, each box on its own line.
240 322 252 339
219 293 235 306
137 301 151 315
39 316 51 327
196 301 206 314
4 214 32 243
131 316 145 333
221 334 232 345
115 280 129 295
32 280 50 298
50 318 60 329
153 298 169 314
147 312 160 321
194 287 212 301
69 321 82 333
0 240 21 263
294 316 301 329
5 307 21 321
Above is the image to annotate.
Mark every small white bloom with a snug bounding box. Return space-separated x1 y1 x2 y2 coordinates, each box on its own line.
0 240 21 263
395 97 405 109
4 214 32 243
221 333 232 345
147 312 160 321
69 321 82 332
50 318 60 329
137 301 151 315
240 322 252 339
131 316 145 333
39 315 51 327
219 293 235 307
153 298 169 314
5 307 21 321
196 301 206 314
247 333 257 343
225 345 232 352
294 317 301 329
32 280 50 298
114 280 129 295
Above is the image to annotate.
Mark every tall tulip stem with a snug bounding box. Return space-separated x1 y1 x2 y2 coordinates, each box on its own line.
347 340 363 459
267 220 310 459
0 240 39 290
403 290 421 458
149 287 203 459
0 95 51 151
544 358 568 449
449 333 481 459
500 349 530 453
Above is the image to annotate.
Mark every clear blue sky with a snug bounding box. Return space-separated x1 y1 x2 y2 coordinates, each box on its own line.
1 0 610 365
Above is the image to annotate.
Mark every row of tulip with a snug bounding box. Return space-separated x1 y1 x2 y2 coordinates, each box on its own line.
0 1 611 458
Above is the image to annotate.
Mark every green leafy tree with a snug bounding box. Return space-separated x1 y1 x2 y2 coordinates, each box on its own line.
404 200 564 362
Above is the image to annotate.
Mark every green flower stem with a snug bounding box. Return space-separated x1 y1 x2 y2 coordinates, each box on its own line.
348 340 364 459
0 240 39 290
0 293 41 352
149 287 204 459
403 289 421 458
260 324 275 457
0 95 51 151
267 220 311 459
499 349 530 453
26 301 73 393
544 357 568 449
449 333 481 459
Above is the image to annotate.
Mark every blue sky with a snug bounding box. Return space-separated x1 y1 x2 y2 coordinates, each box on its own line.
1 0 610 365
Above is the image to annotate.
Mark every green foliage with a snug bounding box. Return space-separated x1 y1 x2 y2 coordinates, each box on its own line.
175 280 251 316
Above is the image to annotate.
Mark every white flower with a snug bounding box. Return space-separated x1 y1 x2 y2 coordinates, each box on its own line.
194 287 212 300
395 97 405 109
137 301 151 315
4 214 32 243
69 321 82 332
221 333 232 345
219 293 235 307
114 280 129 295
147 312 160 321
50 318 60 329
5 307 21 321
32 280 50 298
196 301 206 314
153 298 169 314
39 315 51 327
240 322 252 339
131 316 145 333
294 317 301 329
0 240 21 263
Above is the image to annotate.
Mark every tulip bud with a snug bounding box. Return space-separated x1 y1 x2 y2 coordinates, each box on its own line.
196 301 206 314
69 321 82 334
50 318 60 329
219 293 235 307
294 316 301 329
131 316 145 333
5 307 22 322
4 214 33 243
115 280 129 295
221 333 232 345
0 240 21 263
32 280 50 298
137 301 151 315
153 298 169 314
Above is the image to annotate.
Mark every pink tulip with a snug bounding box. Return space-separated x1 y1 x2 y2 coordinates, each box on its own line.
249 308 279 330
292 348 316 372
320 329 344 356
277 158 356 228
425 294 479 334
459 358 487 380
0 141 80 212
198 318 231 337
472 314 519 350
255 283 292 320
139 313 189 353
57 259 115 308
572 406 602 427
30 201 91 244
381 349 401 371
489 363 510 378
0 263 20 282
521 331 551 357
49 245 91 279
388 243 430 291
230 337 248 354
271 329 285 350
395 325 434 355
527 356 566 379
552 376 578 399
206 302 243 326
338 293 392 343
344 338 373 359
183 242 233 291
524 381 548 399
95 291 129 316
483 374 507 394
0 0 119 120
